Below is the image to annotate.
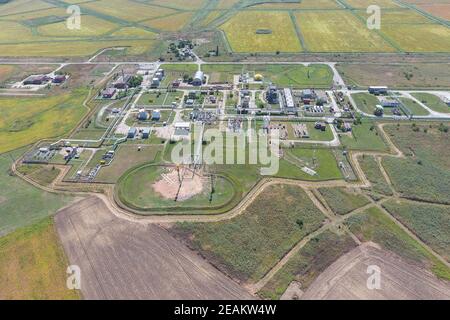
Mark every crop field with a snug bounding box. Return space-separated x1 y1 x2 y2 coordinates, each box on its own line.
411 93 450 114
0 217 79 300
383 123 450 171
383 154 450 204
336 63 450 89
142 12 194 31
381 24 450 53
258 230 357 299
359 155 393 196
82 0 177 22
220 11 302 53
346 206 450 280
340 122 389 152
37 15 117 37
415 3 450 21
381 124 450 204
382 199 450 261
172 184 326 283
294 11 395 52
318 187 370 215
252 0 341 9
343 0 401 8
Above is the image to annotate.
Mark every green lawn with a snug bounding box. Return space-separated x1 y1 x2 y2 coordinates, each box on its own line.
411 93 450 114
351 92 379 115
399 98 430 116
279 148 343 181
340 122 389 152
172 184 326 282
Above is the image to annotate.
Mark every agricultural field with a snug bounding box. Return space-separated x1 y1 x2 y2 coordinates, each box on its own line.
382 199 450 261
171 184 326 283
220 11 302 53
346 206 450 280
0 217 79 300
359 155 393 196
259 230 357 299
381 124 450 204
336 63 450 89
318 187 370 215
294 11 395 52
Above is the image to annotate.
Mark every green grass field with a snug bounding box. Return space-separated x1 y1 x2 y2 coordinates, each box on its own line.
0 88 89 154
0 217 79 299
399 98 430 116
278 148 343 181
336 63 450 89
319 187 370 215
359 155 393 196
382 199 450 261
381 123 450 203
258 230 357 299
0 148 73 237
172 184 326 282
340 122 389 152
411 93 450 114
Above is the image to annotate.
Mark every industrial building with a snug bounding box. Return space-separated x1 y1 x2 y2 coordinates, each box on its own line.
23 75 50 85
282 88 296 114
142 128 151 139
137 110 149 121
52 75 67 84
102 88 117 99
113 74 132 89
151 110 161 121
369 86 388 95
266 85 279 104
192 71 204 86
128 127 137 139
151 78 160 88
380 98 400 108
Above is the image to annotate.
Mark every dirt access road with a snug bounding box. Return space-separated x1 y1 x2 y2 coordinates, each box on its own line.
55 196 253 300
